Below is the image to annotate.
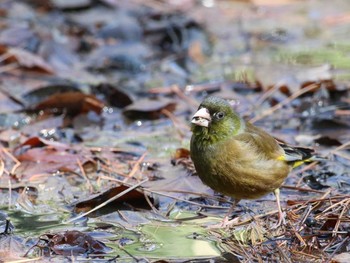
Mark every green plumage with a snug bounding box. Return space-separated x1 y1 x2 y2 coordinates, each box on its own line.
190 96 312 201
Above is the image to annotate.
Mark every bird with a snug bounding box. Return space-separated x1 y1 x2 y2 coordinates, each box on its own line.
190 96 318 227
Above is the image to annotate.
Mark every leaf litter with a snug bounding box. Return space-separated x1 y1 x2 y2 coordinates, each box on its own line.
0 0 349 262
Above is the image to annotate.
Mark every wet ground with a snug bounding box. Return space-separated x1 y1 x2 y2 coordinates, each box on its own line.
0 0 350 262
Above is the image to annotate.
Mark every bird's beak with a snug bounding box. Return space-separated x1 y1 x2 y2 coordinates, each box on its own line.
191 107 211 128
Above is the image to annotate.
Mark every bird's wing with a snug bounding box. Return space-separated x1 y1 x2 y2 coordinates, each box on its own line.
277 143 325 167
237 122 324 167
235 122 285 160
278 144 314 162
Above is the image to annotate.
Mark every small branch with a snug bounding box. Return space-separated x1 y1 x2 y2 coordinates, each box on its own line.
332 199 350 236
0 62 19 74
328 140 350 156
0 159 4 178
123 151 147 183
281 184 325 194
171 84 199 108
250 83 318 123
161 108 188 139
77 158 94 193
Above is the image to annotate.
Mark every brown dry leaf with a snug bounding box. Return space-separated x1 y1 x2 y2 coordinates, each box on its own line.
123 97 176 120
14 142 87 180
33 91 104 117
13 161 78 181
172 148 190 160
43 230 111 256
74 184 155 214
2 47 54 74
188 40 206 64
17 147 80 164
22 84 81 106
51 0 93 10
320 214 339 231
171 148 196 175
16 136 69 150
314 136 342 147
94 83 133 108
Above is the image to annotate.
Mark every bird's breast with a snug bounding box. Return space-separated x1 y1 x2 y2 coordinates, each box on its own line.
190 136 291 200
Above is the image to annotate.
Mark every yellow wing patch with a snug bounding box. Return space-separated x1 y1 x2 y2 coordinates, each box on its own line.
277 155 311 168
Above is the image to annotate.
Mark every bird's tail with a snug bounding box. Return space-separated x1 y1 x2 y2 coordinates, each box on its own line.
278 144 325 168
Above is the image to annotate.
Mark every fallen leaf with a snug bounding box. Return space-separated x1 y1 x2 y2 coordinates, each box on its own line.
51 0 93 11
44 230 111 256
188 40 206 64
171 148 196 175
33 91 104 117
16 136 69 150
123 97 176 120
22 84 81 106
74 184 155 214
94 83 133 108
1 47 54 74
314 136 342 146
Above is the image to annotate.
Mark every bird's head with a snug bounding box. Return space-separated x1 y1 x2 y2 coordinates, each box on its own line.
191 96 243 140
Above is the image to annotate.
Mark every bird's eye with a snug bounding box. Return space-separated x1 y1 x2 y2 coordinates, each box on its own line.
216 112 225 119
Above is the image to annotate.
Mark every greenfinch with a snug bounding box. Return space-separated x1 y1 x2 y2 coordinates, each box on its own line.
190 96 317 227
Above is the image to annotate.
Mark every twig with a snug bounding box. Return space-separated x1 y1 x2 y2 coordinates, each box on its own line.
315 197 350 219
0 83 25 107
165 200 177 217
161 108 188 139
250 83 318 123
332 199 350 236
256 82 283 106
77 158 94 193
291 250 323 261
325 236 349 263
117 210 129 223
335 109 350 116
0 158 4 178
170 84 199 108
123 151 147 183
332 151 350 161
5 257 43 263
0 52 13 63
328 140 350 156
0 62 19 74
8 179 12 210
1 147 21 175
298 204 314 230
281 184 325 194
143 191 160 214
117 243 142 262
2 147 21 174
236 191 334 226
276 245 293 263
